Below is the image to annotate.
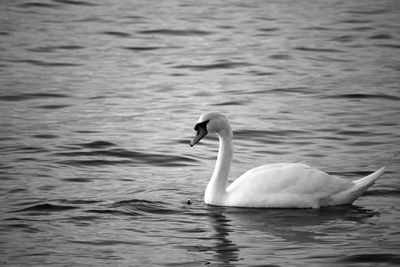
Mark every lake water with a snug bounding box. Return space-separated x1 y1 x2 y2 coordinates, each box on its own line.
1 0 400 266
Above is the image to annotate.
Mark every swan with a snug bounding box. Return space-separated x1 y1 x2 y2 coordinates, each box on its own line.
190 112 385 208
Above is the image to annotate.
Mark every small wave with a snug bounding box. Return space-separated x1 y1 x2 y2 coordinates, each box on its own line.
368 34 393 40
235 129 308 138
234 129 310 147
54 145 198 167
19 2 58 8
6 59 82 67
59 199 101 205
346 9 388 15
78 141 117 149
338 253 400 265
85 209 139 216
0 92 70 101
7 188 28 194
68 239 139 246
331 34 355 43
257 27 280 32
294 46 344 53
122 46 162 51
362 189 400 197
302 26 334 31
269 54 292 60
58 159 132 167
75 130 99 134
84 199 175 217
112 199 179 215
137 29 213 36
53 0 96 6
4 223 41 233
34 104 71 109
349 140 383 146
62 177 93 183
347 26 374 32
267 86 309 94
100 31 131 37
16 203 78 212
319 93 400 101
28 45 84 53
15 146 49 153
32 134 58 139
174 61 252 71
303 153 327 158
376 44 400 49
213 100 245 106
334 130 384 137
246 70 276 76
122 15 146 20
340 19 372 24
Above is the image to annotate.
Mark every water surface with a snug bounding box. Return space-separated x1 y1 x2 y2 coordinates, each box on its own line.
1 0 400 266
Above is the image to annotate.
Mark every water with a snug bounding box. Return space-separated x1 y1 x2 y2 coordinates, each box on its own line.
1 0 400 266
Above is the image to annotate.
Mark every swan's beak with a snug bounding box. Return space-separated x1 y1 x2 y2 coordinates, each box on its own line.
190 122 208 147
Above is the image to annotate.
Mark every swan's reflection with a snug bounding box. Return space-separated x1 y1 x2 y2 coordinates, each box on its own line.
206 206 239 266
204 204 377 265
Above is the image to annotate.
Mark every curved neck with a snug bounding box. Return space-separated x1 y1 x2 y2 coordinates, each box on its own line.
205 130 233 205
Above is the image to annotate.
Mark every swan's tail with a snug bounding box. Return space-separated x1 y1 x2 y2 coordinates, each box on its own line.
352 166 386 189
330 167 386 205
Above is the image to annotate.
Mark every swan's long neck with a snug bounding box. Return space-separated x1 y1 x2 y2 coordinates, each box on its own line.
205 130 233 205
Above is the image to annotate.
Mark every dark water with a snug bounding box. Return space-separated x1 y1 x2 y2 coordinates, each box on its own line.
1 0 400 266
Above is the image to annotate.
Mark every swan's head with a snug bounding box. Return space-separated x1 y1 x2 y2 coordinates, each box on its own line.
190 112 231 147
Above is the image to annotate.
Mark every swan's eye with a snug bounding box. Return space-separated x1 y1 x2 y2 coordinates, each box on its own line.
194 120 209 133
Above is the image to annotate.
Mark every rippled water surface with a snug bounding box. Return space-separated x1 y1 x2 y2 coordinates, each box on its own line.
1 0 400 266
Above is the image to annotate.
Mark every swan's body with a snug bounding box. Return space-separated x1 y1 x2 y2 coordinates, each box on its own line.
190 112 385 208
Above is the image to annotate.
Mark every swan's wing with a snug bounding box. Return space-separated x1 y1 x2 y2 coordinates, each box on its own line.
226 163 354 207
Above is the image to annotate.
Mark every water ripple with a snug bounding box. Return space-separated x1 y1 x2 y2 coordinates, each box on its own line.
338 253 400 265
346 8 389 15
5 59 82 67
362 189 400 197
376 44 400 49
213 100 245 106
368 34 393 40
18 2 58 9
235 129 309 139
174 61 252 71
137 29 213 36
257 27 280 33
84 199 178 217
112 199 179 215
78 141 117 149
294 46 345 53
28 45 85 53
100 31 131 38
34 104 71 109
122 46 163 51
52 0 96 6
16 203 78 213
0 0 398 265
61 177 93 183
319 93 400 101
0 92 70 101
53 143 198 167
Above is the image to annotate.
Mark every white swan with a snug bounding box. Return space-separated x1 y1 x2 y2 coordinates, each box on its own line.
190 112 385 208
